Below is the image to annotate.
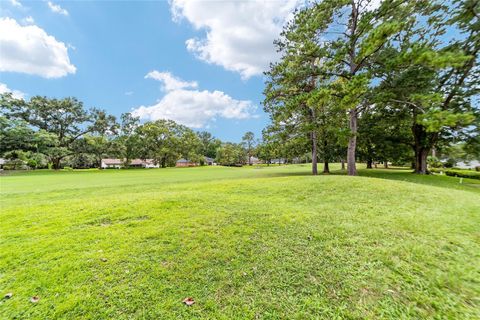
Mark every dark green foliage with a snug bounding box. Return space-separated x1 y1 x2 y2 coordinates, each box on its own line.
215 143 246 166
430 167 480 180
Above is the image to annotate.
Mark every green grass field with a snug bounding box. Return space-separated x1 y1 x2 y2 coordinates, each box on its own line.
1 165 479 319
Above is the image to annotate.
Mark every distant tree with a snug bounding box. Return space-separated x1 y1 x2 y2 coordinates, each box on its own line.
82 135 117 168
0 116 36 154
136 120 179 167
197 131 222 159
374 0 479 173
216 143 245 166
136 120 202 167
117 113 141 165
242 131 256 165
1 95 117 169
179 129 203 164
358 107 412 168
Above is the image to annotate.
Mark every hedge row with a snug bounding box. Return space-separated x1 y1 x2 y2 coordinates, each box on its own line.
430 168 480 180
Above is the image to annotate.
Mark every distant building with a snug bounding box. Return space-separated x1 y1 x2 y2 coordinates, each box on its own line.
129 159 159 168
101 158 123 169
246 156 263 165
455 160 480 169
204 157 215 166
271 158 286 164
100 158 160 169
176 159 198 167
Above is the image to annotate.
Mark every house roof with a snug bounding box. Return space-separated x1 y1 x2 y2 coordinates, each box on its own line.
176 159 190 163
101 158 156 165
130 159 144 165
102 158 122 165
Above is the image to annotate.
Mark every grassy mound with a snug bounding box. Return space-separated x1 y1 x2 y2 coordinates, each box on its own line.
1 165 479 319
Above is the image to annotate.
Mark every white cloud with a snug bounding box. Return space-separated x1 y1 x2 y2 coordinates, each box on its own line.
9 0 22 7
0 18 76 78
22 16 35 25
125 91 134 96
0 83 26 99
132 72 255 128
145 70 198 92
170 0 299 79
47 1 68 16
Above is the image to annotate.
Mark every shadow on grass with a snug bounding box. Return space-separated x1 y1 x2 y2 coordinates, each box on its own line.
261 165 480 194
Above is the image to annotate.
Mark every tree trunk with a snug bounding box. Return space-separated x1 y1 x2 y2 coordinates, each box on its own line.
414 148 429 174
248 155 252 166
311 131 318 175
161 157 166 168
53 158 61 170
384 161 388 169
412 122 432 174
347 108 358 176
323 160 329 174
341 159 345 170
366 159 373 169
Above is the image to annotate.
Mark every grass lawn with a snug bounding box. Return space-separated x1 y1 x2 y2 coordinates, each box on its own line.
1 165 479 319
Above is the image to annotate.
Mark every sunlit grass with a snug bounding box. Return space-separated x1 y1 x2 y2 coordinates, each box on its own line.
1 165 479 319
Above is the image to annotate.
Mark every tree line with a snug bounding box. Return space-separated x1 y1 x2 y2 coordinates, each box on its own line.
263 0 479 175
0 94 264 169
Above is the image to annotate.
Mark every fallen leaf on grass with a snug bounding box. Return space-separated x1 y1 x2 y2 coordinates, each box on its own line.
182 297 195 306
4 292 13 299
100 258 107 262
30 296 40 303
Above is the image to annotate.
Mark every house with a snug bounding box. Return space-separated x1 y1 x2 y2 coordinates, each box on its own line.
246 156 262 165
142 159 160 168
101 158 123 169
176 159 198 167
0 158 5 170
271 158 287 164
100 158 160 169
455 160 480 169
204 157 215 165
129 159 159 168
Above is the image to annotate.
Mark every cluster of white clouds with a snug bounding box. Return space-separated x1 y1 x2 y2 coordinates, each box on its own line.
9 0 68 15
0 17 76 78
170 0 299 79
132 71 256 128
22 16 35 25
9 0 22 7
0 82 25 99
47 1 69 16
145 71 198 92
2 1 298 128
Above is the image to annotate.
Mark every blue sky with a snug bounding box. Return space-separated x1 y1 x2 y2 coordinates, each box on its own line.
0 0 298 141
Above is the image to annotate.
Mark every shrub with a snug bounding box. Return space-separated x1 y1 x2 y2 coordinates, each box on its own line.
444 159 456 168
444 169 480 180
429 168 480 180
427 156 442 168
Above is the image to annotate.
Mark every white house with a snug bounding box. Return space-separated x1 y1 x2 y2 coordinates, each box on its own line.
101 159 123 169
100 159 160 169
455 160 480 169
